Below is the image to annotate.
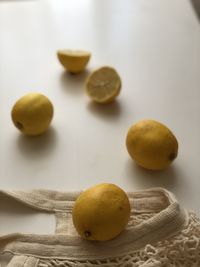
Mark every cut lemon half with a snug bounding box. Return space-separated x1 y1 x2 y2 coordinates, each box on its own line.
85 66 121 104
57 49 91 73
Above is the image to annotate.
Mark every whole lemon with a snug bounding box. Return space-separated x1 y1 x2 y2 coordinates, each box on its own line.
11 93 54 136
72 183 130 241
126 119 178 170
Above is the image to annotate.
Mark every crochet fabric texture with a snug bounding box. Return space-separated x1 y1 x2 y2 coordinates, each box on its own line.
0 188 199 267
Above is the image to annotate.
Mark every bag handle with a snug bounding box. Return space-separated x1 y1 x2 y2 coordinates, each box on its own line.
6 255 38 267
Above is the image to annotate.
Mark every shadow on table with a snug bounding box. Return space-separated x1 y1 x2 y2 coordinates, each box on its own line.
125 159 188 192
190 0 200 21
59 69 90 96
16 126 57 159
87 100 122 121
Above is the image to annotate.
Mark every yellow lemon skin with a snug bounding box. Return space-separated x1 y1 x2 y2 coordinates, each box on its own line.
72 183 130 241
126 119 178 170
57 49 91 73
11 93 54 136
85 66 121 104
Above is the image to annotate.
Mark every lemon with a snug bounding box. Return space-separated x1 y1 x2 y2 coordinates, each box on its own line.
72 183 130 241
57 49 91 73
11 93 54 136
126 119 178 170
85 66 121 104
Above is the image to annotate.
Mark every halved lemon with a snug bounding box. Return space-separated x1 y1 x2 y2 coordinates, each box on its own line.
85 66 121 104
57 49 91 73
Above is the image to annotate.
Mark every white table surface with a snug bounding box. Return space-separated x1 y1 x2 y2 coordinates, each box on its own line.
0 0 200 234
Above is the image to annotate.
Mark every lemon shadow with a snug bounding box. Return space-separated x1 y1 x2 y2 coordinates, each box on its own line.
190 0 200 21
59 69 91 96
16 127 57 159
86 100 122 121
125 159 184 191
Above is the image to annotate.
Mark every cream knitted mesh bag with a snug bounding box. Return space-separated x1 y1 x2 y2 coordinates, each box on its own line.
0 188 200 267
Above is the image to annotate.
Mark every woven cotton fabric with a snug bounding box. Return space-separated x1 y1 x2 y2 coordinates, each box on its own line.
0 188 199 267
